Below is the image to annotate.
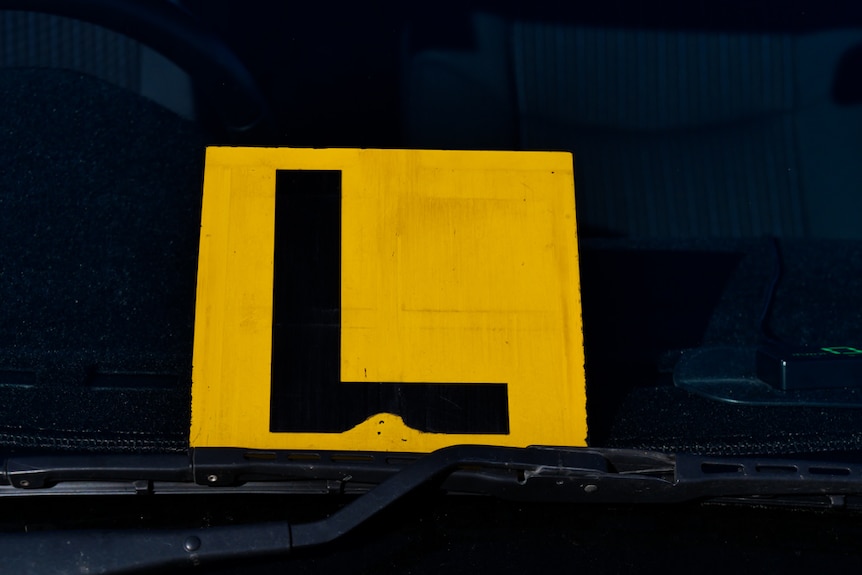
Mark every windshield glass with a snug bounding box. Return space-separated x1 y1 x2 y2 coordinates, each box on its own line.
5 1 862 572
3 0 862 563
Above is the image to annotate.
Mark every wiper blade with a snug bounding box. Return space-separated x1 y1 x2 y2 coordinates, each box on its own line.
2 445 862 573
0 445 654 573
0 445 646 497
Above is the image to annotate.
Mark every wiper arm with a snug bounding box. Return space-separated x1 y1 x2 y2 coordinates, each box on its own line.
0 445 651 573
289 445 619 548
2 445 862 573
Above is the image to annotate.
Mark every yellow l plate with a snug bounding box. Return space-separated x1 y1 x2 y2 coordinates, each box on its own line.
191 147 586 451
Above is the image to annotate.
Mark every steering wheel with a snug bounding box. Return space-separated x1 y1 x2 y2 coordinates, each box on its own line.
0 0 274 141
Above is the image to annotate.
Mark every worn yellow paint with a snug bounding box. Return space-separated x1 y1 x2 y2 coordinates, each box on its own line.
191 147 586 451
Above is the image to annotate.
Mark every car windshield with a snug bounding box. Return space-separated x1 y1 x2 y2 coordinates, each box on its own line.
3 0 862 572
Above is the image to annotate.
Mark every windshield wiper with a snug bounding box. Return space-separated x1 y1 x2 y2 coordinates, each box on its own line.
2 445 862 573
